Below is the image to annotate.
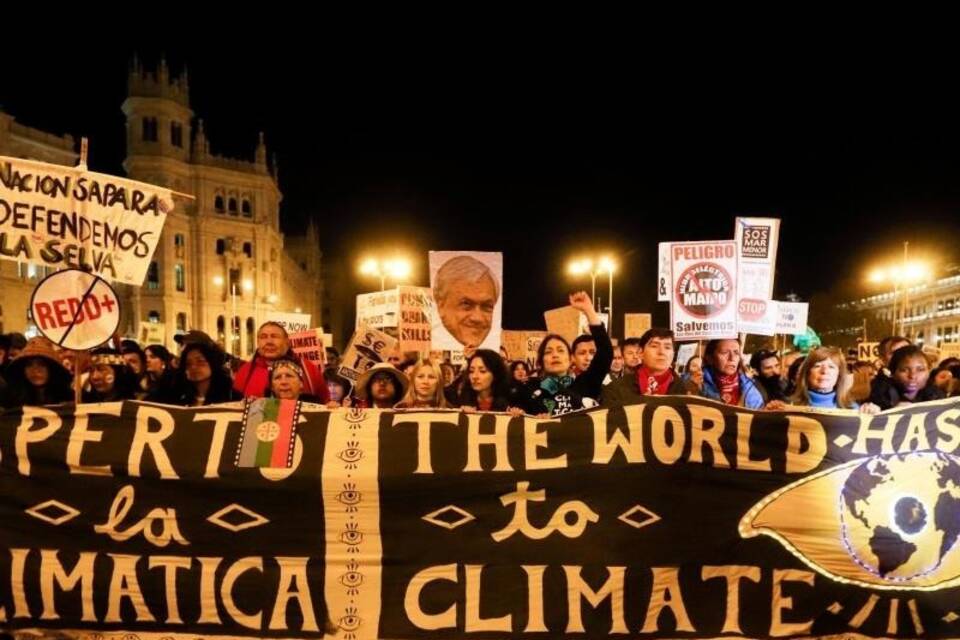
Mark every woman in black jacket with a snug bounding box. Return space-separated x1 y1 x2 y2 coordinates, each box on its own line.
519 292 613 416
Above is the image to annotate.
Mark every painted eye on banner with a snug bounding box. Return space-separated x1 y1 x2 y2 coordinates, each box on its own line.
741 451 960 590
337 490 362 506
339 447 363 464
340 571 364 588
340 529 364 545
339 614 361 631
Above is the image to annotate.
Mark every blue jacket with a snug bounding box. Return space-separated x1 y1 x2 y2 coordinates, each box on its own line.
700 367 766 409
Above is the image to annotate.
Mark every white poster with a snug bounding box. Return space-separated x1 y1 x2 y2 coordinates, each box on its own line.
0 155 175 285
355 289 399 329
676 342 699 369
670 240 738 340
265 311 312 335
775 301 809 335
138 321 166 346
657 242 672 302
734 217 781 336
429 251 503 351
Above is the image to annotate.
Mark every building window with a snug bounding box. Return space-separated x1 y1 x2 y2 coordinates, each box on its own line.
142 117 158 142
174 233 185 247
216 316 226 347
229 268 240 294
171 122 183 148
216 239 225 255
232 316 241 355
175 263 185 292
242 200 252 217
176 312 187 332
228 198 238 216
246 317 255 356
215 196 225 213
147 261 160 289
243 242 252 258
148 311 161 324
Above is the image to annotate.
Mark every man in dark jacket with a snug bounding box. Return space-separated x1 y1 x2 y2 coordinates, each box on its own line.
601 328 693 408
750 349 787 402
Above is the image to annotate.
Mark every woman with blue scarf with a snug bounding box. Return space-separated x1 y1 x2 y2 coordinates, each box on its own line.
519 291 613 416
768 346 879 414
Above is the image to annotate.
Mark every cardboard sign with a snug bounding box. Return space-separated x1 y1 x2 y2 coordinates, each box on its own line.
338 324 399 383
30 269 120 350
657 242 672 302
397 285 433 355
0 155 175 285
623 313 652 339
502 330 548 369
544 306 582 345
266 311 312 335
670 240 738 340
775 301 809 335
138 321 165 346
857 342 880 361
289 328 326 366
735 217 781 336
356 289 399 329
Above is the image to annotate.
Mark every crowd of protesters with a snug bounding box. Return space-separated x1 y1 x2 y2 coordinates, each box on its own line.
1 291 956 417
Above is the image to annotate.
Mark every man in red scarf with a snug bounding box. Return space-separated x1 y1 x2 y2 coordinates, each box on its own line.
600 329 693 408
233 322 329 401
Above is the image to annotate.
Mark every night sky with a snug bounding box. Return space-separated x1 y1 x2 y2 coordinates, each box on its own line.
4 41 960 342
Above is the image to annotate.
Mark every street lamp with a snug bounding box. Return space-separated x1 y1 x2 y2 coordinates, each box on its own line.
359 257 412 290
867 244 931 336
568 255 617 336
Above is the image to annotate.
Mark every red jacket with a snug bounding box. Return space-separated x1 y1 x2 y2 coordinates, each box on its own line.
233 353 330 402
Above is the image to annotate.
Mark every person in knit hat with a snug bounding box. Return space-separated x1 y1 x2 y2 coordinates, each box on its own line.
1 337 73 408
82 348 139 403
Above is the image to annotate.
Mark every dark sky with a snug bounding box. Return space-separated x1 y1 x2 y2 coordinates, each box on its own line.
4 40 960 339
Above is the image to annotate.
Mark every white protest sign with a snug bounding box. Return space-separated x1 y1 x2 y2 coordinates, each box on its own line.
138 321 165 345
857 342 880 361
775 301 809 335
30 269 121 350
0 155 176 285
266 311 312 335
676 342 698 369
657 242 672 302
356 289 399 329
735 217 781 336
670 240 738 340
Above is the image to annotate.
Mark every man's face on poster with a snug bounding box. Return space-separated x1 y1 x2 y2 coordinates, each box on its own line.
438 274 498 347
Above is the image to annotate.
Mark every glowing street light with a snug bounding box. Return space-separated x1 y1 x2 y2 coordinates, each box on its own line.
867 242 932 335
567 254 618 335
359 256 412 290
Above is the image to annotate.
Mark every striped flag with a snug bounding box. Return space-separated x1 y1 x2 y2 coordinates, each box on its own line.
236 398 300 468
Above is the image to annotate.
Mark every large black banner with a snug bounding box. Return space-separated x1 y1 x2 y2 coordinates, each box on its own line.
4 397 960 638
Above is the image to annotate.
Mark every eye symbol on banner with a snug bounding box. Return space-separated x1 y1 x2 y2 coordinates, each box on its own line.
340 522 364 549
345 407 367 424
338 611 362 632
741 451 960 590
339 442 363 467
337 487 362 511
340 570 364 589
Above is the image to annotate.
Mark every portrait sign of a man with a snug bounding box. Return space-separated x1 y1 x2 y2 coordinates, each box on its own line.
429 252 503 351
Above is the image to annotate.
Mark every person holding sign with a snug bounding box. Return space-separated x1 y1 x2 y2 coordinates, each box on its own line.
698 339 765 409
234 322 329 402
0 338 73 408
601 329 693 408
519 292 612 417
395 359 449 409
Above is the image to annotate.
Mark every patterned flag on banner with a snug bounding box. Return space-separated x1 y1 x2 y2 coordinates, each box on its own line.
236 397 300 468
